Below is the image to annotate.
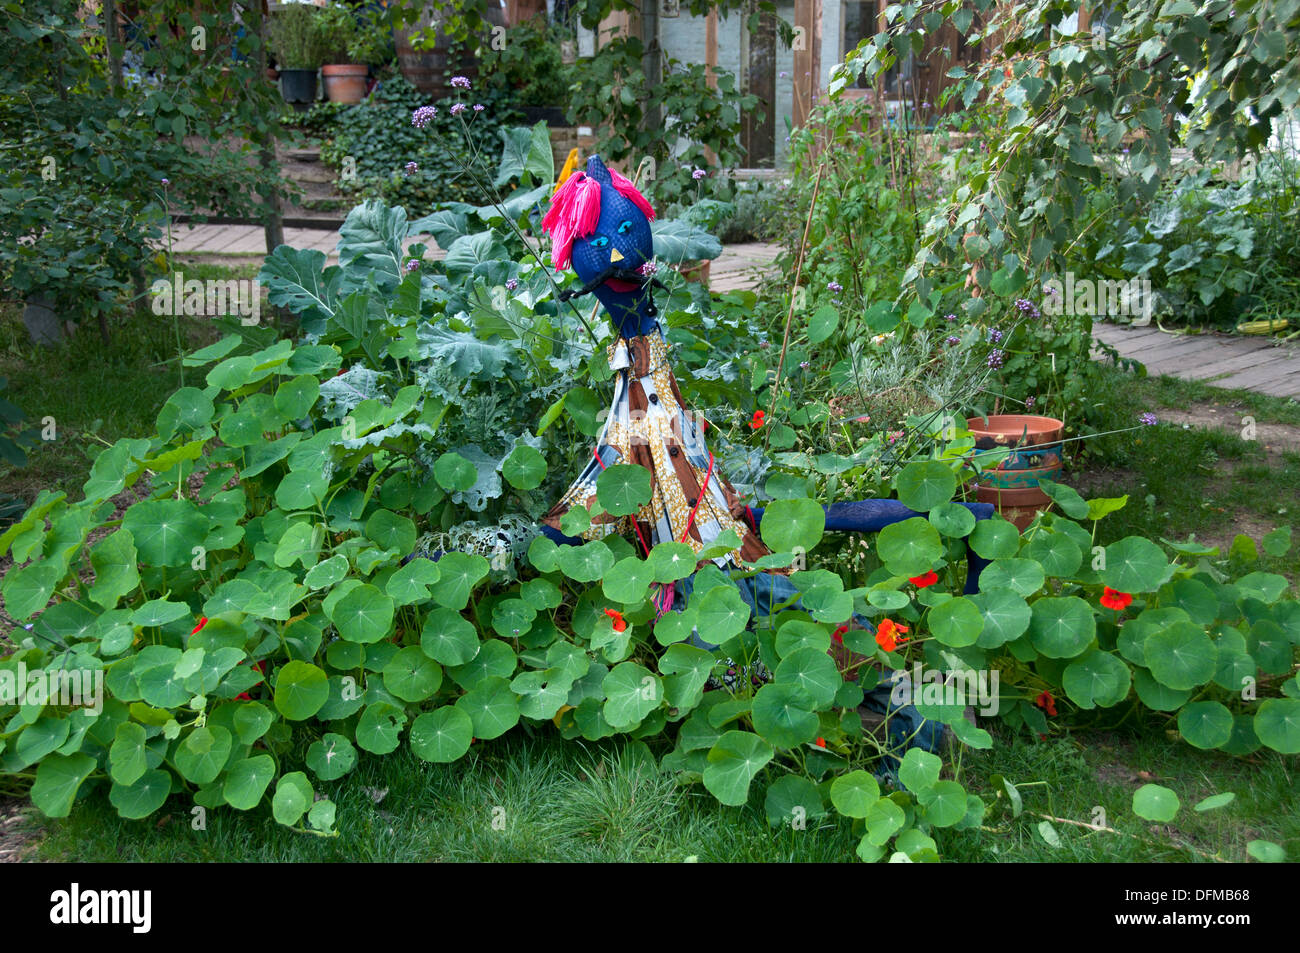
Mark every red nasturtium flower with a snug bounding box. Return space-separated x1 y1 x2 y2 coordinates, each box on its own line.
1099 587 1133 611
604 608 627 633
749 410 765 430
816 737 826 748
832 624 849 645
875 619 910 652
190 616 208 636
909 570 939 588
1035 690 1057 717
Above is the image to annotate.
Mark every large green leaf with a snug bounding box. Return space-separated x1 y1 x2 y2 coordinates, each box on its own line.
751 683 819 748
329 584 395 644
876 518 943 576
651 219 724 263
337 198 407 294
121 499 210 568
258 245 340 333
274 660 330 720
703 730 774 806
1028 596 1096 658
410 706 474 763
760 497 826 555
1144 621 1217 690
30 752 96 818
596 464 653 517
895 461 957 511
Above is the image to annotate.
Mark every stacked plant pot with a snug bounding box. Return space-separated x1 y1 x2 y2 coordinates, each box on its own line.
966 415 1065 530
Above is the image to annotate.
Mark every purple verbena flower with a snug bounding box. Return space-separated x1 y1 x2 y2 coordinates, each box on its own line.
1139 412 1158 426
638 260 659 277
160 177 170 186
404 161 418 176
799 360 811 369
1014 298 1042 319
405 259 420 272
473 103 485 113
411 105 437 128
945 335 960 346
987 348 1005 369
827 281 843 293
1025 396 1036 409
692 168 707 180
450 76 471 89
944 313 957 323
505 278 519 291
988 327 1004 343
450 102 467 116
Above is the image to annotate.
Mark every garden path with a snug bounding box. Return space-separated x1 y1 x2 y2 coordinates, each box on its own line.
169 224 1300 400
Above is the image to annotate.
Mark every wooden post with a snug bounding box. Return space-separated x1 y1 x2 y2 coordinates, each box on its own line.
255 0 284 259
703 6 718 165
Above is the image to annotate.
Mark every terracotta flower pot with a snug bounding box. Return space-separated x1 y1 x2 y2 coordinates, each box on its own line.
322 64 369 104
966 414 1066 530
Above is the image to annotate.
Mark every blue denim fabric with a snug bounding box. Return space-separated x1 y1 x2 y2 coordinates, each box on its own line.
673 568 944 777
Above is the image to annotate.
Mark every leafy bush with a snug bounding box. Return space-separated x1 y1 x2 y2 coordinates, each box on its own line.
478 15 573 108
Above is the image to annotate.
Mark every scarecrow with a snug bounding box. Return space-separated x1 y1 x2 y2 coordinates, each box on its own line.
533 155 980 764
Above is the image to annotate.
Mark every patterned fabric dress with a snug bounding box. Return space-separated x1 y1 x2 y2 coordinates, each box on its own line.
542 330 771 567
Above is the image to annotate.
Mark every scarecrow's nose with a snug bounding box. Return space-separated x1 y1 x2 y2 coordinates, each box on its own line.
609 248 624 263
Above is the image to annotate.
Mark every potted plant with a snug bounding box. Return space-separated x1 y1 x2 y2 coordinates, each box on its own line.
267 2 329 107
965 414 1066 529
317 3 383 104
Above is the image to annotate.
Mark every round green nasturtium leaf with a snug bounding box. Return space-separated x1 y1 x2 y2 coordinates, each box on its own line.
305 553 349 590
1246 840 1287 863
774 646 841 708
1062 649 1131 709
928 596 984 647
898 748 942 793
456 675 520 739
365 509 417 554
383 646 443 702
219 410 265 448
972 587 1032 648
386 557 440 606
329 584 395 644
306 733 357 781
1022 532 1083 578
491 598 536 640
356 702 407 754
1166 578 1219 626
602 662 662 730
554 540 616 584
648 541 698 583
759 497 826 556
765 472 810 499
410 706 474 763
274 660 329 720
867 587 910 611
703 730 774 807
223 754 275 810
981 557 1046 597
807 303 839 344
929 502 976 538
751 683 818 748
434 452 477 492
173 725 233 786
1028 596 1096 658
1253 698 1300 754
121 498 210 567
157 386 215 436
696 584 751 643
1102 536 1171 594
109 769 172 820
233 702 274 744
502 444 547 490
1132 783 1180 822
448 638 517 691
1144 621 1217 691
863 796 906 846
895 461 957 512
774 620 831 657
30 753 97 819
275 469 329 511
603 556 654 604
969 518 1020 559
830 769 881 818
431 552 490 609
876 517 943 577
918 779 967 828
274 375 320 420
765 774 826 827
1132 667 1193 711
109 723 148 787
272 771 314 827
420 606 480 666
1177 701 1234 750
596 464 653 517
1193 792 1236 812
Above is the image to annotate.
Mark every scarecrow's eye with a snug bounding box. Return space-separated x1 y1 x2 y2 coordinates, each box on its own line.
617 219 634 234
590 236 609 248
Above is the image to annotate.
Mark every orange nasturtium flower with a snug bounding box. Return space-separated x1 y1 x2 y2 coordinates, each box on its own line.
1035 690 1057 717
909 570 939 588
1099 587 1134 611
875 619 910 652
604 608 627 633
815 737 826 748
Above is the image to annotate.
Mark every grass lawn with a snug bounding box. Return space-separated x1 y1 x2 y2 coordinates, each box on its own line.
0 276 1295 862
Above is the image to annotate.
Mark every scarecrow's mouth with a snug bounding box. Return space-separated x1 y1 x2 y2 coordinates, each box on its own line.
559 266 650 301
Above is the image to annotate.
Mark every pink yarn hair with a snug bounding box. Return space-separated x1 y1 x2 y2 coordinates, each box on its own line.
541 169 656 271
